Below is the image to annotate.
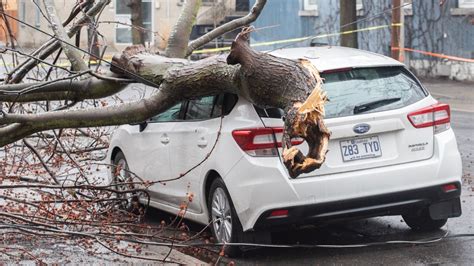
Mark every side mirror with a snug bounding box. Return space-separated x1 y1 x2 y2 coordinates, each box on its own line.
138 121 148 132
130 121 148 132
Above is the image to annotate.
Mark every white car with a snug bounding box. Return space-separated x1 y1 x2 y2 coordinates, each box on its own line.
107 46 462 255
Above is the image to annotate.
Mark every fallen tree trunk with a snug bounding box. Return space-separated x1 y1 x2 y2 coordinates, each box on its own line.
111 28 331 178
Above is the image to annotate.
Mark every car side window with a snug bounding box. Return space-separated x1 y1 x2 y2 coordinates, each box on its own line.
185 95 220 120
149 102 183 122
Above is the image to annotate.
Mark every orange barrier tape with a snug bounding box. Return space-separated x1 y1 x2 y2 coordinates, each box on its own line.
392 47 474 63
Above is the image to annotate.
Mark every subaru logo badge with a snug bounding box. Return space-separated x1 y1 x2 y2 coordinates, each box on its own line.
353 123 370 134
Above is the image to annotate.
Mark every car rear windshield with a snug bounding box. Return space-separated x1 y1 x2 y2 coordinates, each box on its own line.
256 67 427 119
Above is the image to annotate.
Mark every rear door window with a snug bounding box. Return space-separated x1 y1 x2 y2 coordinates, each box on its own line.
185 96 217 120
149 102 184 122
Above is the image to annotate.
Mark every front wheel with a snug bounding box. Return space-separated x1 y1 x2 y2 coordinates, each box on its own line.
112 151 141 215
208 178 243 257
402 208 447 231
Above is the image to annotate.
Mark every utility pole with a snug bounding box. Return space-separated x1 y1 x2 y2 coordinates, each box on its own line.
391 0 405 62
340 0 358 48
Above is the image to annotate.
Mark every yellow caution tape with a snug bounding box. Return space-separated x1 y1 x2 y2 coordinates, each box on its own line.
192 23 404 54
1 24 404 69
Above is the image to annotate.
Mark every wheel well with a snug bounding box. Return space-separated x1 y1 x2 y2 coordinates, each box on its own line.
204 170 221 204
110 147 122 162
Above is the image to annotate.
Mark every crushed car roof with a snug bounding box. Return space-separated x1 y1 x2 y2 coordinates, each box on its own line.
270 46 404 72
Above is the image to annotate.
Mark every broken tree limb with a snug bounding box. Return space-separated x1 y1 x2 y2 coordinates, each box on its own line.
227 27 330 178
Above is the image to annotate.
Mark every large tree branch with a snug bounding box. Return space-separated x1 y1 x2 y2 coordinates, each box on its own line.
0 56 239 146
164 0 202 58
43 0 88 71
0 75 129 102
0 27 329 178
185 0 267 56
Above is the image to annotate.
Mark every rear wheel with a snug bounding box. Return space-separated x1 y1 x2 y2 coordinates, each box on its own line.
402 208 447 231
208 178 243 257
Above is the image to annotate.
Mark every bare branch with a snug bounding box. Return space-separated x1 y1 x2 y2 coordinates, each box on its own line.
8 0 111 83
186 0 267 56
42 0 88 71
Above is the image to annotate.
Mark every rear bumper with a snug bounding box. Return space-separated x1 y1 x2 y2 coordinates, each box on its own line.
223 129 462 231
254 182 462 230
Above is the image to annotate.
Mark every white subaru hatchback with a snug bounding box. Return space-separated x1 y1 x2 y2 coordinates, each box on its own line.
107 46 462 254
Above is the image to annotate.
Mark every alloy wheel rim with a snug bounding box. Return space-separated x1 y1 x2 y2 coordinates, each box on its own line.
211 187 232 243
114 158 134 209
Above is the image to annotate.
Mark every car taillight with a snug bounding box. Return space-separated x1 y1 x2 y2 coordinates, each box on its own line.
407 103 450 134
442 183 458 193
232 127 303 157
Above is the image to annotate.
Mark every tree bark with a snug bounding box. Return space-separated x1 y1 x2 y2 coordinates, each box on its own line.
128 0 145 45
340 0 358 48
43 0 88 71
165 0 201 58
227 28 330 178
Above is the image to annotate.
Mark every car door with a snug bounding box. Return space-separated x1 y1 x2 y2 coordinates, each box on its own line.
138 102 186 204
167 95 224 213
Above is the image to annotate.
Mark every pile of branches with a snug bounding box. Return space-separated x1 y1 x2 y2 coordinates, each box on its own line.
0 127 223 263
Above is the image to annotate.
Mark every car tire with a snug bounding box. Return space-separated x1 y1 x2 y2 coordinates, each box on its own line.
402 208 447 231
208 178 243 258
112 151 141 215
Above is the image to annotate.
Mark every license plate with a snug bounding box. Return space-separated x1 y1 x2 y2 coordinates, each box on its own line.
340 136 382 162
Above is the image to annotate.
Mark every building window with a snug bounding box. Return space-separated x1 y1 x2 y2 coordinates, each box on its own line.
35 6 41 27
19 0 26 27
355 0 411 14
115 0 153 44
459 0 474 8
236 0 250 12
303 0 317 11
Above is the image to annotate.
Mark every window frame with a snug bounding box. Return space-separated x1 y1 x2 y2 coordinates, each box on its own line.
114 0 154 45
148 102 186 123
459 0 474 8
303 0 318 11
35 5 41 27
19 0 26 28
147 93 238 123
183 95 222 122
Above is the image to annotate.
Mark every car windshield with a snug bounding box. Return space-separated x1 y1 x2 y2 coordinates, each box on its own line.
322 67 426 118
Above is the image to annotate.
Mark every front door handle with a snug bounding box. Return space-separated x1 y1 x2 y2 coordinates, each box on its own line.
160 134 170 144
197 137 208 148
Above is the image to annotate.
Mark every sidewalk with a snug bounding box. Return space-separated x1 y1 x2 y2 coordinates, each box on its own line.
1 237 206 264
422 78 474 113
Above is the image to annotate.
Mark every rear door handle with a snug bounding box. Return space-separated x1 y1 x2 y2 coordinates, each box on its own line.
197 137 208 148
160 134 170 144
